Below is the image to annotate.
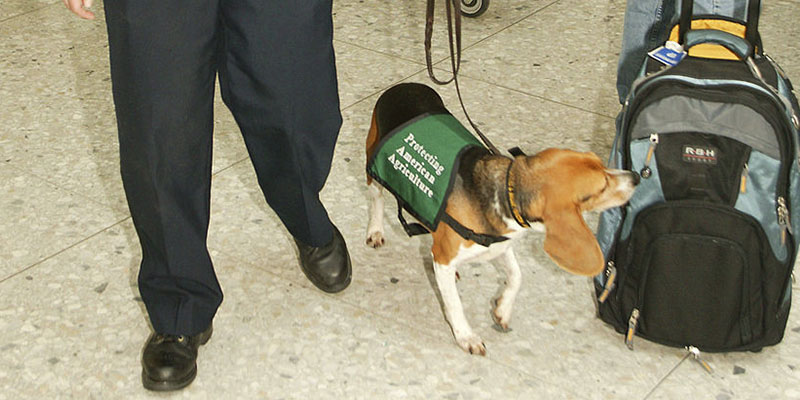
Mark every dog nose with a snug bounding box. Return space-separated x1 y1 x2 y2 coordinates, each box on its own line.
630 170 641 186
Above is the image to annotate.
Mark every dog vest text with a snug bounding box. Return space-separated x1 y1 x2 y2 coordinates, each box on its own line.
367 112 483 230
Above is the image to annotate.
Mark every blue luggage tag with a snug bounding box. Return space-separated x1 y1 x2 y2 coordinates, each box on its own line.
648 41 687 67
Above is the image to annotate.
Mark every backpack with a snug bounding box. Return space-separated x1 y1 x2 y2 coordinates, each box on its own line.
594 0 800 353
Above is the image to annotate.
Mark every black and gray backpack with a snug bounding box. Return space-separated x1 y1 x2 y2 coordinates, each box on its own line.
594 0 800 353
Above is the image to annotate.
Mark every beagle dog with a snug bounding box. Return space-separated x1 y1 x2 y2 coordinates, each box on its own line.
365 83 638 355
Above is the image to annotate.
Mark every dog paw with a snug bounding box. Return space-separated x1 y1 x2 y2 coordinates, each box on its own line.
491 312 512 333
491 298 512 333
456 334 486 356
365 231 385 248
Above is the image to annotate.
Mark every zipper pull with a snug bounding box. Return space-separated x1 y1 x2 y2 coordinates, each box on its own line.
625 308 640 350
740 163 749 193
640 133 659 179
687 346 714 374
778 196 792 245
598 261 617 303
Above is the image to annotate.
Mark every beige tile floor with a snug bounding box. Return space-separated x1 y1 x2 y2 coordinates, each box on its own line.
1 0 799 398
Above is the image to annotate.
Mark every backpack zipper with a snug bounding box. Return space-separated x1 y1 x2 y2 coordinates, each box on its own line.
640 133 659 179
598 261 617 303
740 163 749 193
687 345 714 373
625 308 640 350
778 196 792 246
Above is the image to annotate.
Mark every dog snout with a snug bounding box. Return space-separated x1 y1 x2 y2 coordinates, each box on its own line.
629 170 641 186
608 168 640 188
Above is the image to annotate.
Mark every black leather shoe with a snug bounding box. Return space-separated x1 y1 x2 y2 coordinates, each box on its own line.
294 225 352 293
141 324 213 391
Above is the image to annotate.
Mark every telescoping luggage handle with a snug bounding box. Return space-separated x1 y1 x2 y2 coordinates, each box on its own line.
678 0 761 55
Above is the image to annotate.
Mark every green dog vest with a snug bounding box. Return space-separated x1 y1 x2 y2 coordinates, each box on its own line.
367 112 484 230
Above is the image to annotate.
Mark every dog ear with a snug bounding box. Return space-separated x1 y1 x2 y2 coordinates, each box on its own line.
542 204 605 276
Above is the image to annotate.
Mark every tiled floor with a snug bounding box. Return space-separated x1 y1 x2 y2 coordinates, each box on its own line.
1 0 799 398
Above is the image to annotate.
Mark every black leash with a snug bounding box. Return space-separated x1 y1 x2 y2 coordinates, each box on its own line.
424 0 503 156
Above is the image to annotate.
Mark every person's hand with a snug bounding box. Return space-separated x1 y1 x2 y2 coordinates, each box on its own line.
63 0 95 20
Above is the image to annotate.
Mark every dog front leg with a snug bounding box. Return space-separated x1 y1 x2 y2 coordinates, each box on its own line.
433 260 486 355
366 181 386 248
492 247 521 332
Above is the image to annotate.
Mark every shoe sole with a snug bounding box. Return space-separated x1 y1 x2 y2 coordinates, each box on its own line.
142 366 197 392
300 264 352 293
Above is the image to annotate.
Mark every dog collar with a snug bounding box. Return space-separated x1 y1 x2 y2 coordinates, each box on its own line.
505 160 531 228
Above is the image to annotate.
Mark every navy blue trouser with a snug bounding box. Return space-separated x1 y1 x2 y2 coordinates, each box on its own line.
103 0 341 335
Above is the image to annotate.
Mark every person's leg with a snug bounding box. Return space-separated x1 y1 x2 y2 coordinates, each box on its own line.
217 0 342 248
105 0 223 337
217 0 351 292
219 0 351 292
104 0 223 390
616 0 677 103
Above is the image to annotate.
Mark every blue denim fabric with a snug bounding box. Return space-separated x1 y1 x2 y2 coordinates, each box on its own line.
616 0 748 103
